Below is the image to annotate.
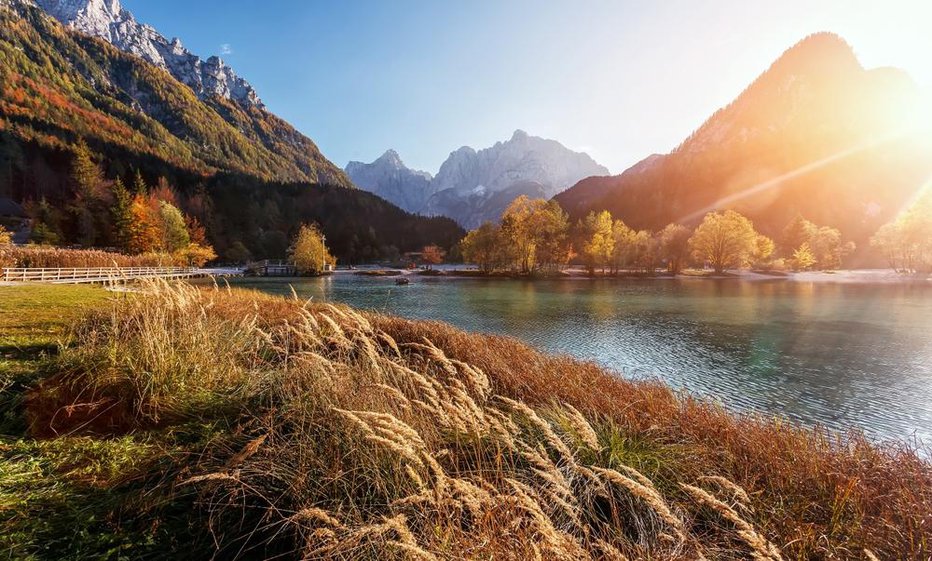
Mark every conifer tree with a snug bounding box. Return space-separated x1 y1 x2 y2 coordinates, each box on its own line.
71 139 103 199
132 169 148 195
110 177 133 251
70 139 106 247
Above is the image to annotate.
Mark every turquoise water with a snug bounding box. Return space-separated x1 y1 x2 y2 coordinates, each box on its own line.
204 274 932 446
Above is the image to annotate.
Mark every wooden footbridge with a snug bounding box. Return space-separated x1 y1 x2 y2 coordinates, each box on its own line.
245 260 298 277
0 267 237 284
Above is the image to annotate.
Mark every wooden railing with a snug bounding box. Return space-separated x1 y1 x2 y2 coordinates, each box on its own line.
0 267 198 284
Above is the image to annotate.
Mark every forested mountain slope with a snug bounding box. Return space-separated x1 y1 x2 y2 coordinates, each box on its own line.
0 0 464 262
555 33 932 254
0 0 350 185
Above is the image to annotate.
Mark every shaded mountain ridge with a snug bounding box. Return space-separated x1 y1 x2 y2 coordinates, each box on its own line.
345 149 435 215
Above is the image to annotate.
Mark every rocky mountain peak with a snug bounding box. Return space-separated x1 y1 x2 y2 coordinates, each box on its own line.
673 31 877 155
35 0 122 40
433 131 608 200
555 32 929 257
777 32 857 69
345 150 435 214
348 132 608 228
377 149 405 167
33 0 263 108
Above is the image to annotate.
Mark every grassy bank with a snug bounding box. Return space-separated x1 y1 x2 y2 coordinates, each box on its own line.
0 285 172 559
1 282 929 560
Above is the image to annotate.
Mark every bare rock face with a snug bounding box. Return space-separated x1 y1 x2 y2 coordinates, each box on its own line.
348 131 609 227
433 129 608 199
427 130 609 227
345 150 435 214
34 0 262 108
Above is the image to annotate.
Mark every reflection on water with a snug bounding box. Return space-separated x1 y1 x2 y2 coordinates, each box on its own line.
204 275 932 445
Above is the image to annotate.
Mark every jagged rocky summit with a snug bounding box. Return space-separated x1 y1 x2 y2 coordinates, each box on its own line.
33 0 262 108
347 130 609 227
345 150 435 215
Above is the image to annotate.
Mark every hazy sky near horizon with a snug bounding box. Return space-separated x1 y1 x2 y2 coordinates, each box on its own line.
122 0 931 175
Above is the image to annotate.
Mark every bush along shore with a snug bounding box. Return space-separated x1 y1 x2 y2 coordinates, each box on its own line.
2 282 930 560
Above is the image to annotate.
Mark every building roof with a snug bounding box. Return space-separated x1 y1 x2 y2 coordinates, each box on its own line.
0 198 25 217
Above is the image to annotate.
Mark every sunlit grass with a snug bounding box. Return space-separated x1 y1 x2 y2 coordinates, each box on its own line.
0 284 109 346
0 284 195 560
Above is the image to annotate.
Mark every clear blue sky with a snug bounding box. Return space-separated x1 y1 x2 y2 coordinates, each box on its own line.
123 0 931 175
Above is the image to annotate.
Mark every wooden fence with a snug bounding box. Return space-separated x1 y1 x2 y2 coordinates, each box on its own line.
0 267 200 284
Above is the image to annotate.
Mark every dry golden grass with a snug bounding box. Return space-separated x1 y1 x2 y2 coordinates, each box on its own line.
0 246 173 269
23 281 932 560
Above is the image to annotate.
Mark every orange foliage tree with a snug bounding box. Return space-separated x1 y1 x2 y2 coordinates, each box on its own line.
127 194 162 254
421 245 445 270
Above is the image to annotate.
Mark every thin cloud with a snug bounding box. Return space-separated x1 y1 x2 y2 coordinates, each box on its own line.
220 43 234 56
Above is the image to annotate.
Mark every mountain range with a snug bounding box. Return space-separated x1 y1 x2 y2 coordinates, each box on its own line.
345 149 434 216
0 0 350 186
2 0 926 265
0 0 464 261
346 130 608 228
555 33 932 254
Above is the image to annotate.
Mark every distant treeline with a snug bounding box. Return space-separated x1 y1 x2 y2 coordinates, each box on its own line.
462 193 932 275
0 135 464 264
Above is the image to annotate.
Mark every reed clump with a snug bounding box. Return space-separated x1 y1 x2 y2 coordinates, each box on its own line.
0 246 171 269
23 280 932 560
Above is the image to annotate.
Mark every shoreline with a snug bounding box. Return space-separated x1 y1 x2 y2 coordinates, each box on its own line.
5 268 927 288
327 268 931 285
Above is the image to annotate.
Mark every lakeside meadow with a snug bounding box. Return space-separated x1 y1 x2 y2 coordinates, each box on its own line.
3 1 932 559
1 282 930 560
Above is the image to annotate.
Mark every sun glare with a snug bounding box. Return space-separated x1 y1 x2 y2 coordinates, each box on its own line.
678 128 914 225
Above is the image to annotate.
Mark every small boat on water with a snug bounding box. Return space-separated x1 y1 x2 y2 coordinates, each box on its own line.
395 277 410 285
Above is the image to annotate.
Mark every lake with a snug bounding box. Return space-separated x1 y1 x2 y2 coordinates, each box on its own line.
204 274 932 446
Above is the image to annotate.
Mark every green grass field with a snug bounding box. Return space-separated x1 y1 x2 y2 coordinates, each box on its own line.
1 285 109 419
0 285 196 561
0 284 107 345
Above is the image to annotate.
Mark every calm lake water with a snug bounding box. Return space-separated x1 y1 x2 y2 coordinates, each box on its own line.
206 274 932 446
